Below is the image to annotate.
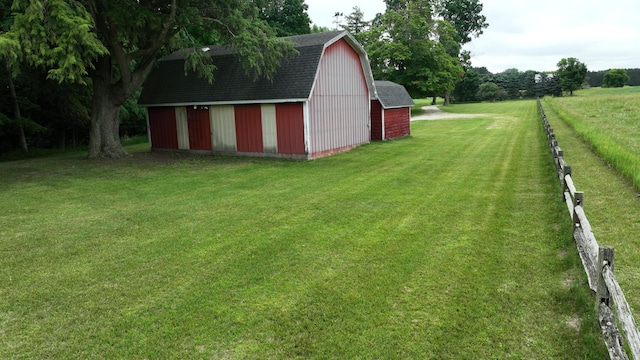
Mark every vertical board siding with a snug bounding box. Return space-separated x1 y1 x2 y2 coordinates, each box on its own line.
175 107 190 150
276 103 306 154
187 106 212 150
370 100 383 141
308 39 369 155
148 107 178 149
384 108 411 140
234 104 264 153
210 105 237 152
261 104 278 154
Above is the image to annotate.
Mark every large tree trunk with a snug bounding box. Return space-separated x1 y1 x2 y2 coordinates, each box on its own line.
443 91 451 106
87 57 127 159
6 64 28 154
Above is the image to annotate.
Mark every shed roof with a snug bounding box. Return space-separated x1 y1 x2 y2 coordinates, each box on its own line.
138 31 374 106
374 81 415 109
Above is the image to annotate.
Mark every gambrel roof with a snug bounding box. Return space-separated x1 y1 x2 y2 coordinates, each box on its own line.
374 81 415 109
138 31 375 106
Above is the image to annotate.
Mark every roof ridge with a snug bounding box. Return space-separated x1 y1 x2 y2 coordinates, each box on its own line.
161 31 346 61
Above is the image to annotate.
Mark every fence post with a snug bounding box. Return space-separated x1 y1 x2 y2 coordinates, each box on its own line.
572 191 584 233
596 246 615 313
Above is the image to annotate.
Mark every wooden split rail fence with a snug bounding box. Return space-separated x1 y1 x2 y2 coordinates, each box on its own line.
538 99 640 359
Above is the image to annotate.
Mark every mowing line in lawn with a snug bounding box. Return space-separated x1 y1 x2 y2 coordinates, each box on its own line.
0 101 607 358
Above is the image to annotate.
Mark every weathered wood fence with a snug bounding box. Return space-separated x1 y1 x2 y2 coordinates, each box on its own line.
538 99 640 359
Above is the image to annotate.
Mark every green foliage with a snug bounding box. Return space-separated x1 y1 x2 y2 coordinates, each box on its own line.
8 1 298 157
0 32 20 75
119 91 147 138
602 68 629 88
476 81 499 101
436 0 488 45
452 67 480 102
310 24 331 33
556 57 588 96
364 1 462 99
353 0 487 101
588 68 640 87
340 6 369 35
10 0 108 85
256 0 311 36
493 68 521 99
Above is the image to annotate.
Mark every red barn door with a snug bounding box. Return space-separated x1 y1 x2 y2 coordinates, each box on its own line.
234 105 263 153
187 107 212 150
148 107 178 149
276 103 305 154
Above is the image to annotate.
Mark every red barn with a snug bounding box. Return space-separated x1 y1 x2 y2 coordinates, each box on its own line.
371 81 414 141
138 31 376 160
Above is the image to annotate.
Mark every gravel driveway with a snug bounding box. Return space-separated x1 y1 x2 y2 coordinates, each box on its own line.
411 105 486 121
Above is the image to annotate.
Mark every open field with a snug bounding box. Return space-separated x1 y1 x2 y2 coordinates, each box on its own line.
542 90 640 328
543 87 640 188
0 101 607 358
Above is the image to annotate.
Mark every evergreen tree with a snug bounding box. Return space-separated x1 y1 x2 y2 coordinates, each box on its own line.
556 57 587 96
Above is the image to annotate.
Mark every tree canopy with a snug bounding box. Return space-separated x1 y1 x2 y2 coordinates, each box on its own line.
556 57 587 96
7 0 297 158
349 0 487 102
602 68 629 88
256 0 311 37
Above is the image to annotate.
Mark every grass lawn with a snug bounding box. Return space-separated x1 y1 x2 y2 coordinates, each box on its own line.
0 101 606 358
542 91 640 326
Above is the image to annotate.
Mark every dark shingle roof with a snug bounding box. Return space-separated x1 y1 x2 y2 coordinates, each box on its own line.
138 31 348 106
374 80 415 109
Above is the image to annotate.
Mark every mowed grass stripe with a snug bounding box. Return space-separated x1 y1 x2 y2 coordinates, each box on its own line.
0 101 606 358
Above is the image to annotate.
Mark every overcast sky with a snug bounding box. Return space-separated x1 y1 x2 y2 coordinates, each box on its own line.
305 0 640 73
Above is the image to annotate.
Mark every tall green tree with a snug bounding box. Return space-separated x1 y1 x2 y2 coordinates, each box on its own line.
452 67 480 102
358 0 486 104
256 0 311 36
0 27 28 153
436 0 488 45
364 1 462 100
341 6 369 36
493 68 521 100
1 0 28 153
9 0 296 158
556 57 587 96
602 68 629 88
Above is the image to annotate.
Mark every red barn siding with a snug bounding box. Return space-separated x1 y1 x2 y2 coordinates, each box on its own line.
187 107 212 150
384 107 411 139
148 107 178 149
276 103 306 154
308 39 369 156
234 104 264 153
370 100 383 141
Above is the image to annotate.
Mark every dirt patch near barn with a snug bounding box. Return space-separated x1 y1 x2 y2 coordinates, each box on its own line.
411 105 486 121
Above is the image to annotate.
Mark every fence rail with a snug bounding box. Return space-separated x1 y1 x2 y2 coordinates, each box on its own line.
538 99 640 360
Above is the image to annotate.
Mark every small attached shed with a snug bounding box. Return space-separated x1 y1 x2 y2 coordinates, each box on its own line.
138 31 376 160
371 80 414 141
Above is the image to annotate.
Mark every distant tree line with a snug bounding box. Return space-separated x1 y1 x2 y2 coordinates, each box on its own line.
450 67 562 103
587 68 640 87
